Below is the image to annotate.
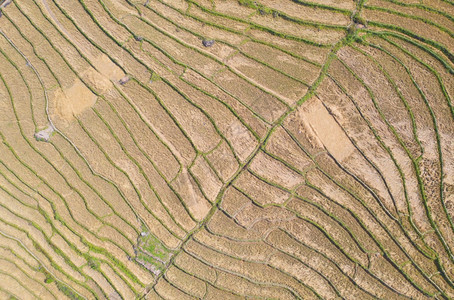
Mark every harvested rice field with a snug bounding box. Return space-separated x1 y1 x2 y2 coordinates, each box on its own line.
0 0 453 298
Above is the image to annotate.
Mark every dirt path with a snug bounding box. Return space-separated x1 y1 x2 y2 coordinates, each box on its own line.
0 0 11 9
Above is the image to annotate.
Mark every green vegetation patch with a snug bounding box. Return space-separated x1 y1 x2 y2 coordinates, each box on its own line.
238 0 273 15
87 257 101 270
150 71 161 83
56 282 85 300
39 266 55 284
134 226 175 276
353 14 367 26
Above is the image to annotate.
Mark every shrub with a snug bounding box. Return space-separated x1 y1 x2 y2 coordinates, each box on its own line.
44 276 54 284
56 282 84 300
150 72 161 83
353 15 367 26
87 257 100 270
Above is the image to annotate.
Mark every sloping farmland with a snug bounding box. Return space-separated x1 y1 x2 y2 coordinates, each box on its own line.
0 0 453 298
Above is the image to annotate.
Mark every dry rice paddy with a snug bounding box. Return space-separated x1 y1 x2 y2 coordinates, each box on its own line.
0 0 453 298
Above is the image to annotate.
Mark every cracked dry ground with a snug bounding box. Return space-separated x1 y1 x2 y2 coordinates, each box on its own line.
0 0 453 299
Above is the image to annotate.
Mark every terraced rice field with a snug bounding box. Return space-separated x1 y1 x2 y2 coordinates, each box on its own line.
0 0 453 298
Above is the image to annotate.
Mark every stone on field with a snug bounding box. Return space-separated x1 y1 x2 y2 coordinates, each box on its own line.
202 39 215 47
